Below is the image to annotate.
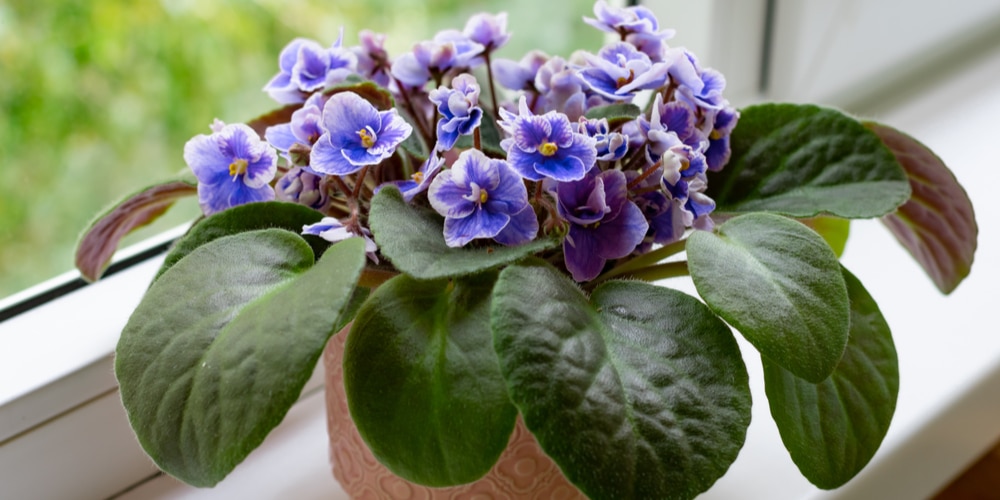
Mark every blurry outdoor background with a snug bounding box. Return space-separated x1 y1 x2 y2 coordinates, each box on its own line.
0 0 602 299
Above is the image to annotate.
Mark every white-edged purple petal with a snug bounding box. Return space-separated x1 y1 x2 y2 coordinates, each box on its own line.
265 124 298 153
323 92 381 140
310 133 360 175
442 207 510 247
428 169 478 219
494 205 538 246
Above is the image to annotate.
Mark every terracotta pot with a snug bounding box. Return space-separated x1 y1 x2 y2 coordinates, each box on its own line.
323 328 586 499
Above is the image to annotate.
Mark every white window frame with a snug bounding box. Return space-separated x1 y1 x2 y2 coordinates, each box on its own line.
3 1 1000 498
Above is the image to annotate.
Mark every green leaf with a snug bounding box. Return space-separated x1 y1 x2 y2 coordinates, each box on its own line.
344 272 516 487
708 103 910 218
368 186 557 279
799 216 850 257
75 176 196 281
116 231 366 487
763 266 898 489
687 213 849 382
584 102 642 128
492 261 751 500
864 121 978 294
155 201 327 282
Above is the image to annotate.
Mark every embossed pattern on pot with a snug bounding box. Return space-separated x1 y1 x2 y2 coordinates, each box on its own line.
323 328 585 499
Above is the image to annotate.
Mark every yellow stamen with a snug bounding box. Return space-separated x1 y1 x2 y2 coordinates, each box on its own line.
679 157 690 172
616 69 636 88
229 159 248 177
540 141 558 157
710 129 722 140
357 128 376 148
412 171 425 183
480 190 489 203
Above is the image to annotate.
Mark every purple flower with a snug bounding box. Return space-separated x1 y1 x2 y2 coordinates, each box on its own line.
557 169 648 282
577 117 628 162
534 56 590 120
303 217 379 263
705 106 739 171
275 166 329 210
498 97 597 182
391 32 485 87
640 94 708 185
428 74 483 151
263 36 358 104
578 42 668 101
184 120 277 216
492 51 549 91
428 149 536 247
310 92 412 176
352 30 393 88
463 12 510 51
584 0 676 61
265 92 328 161
380 154 445 203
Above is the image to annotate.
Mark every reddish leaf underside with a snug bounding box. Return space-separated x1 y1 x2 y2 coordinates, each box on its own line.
76 180 197 282
865 122 978 294
246 104 299 139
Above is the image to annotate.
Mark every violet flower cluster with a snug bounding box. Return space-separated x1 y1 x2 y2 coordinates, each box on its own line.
182 0 739 282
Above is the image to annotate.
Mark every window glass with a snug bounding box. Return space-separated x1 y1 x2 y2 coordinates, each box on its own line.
0 0 601 299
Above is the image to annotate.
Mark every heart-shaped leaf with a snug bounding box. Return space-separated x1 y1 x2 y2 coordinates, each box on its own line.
344 272 516 487
864 121 978 294
369 186 557 279
708 103 910 218
687 213 849 382
116 230 366 487
763 266 898 489
76 176 197 281
492 260 751 500
155 201 327 282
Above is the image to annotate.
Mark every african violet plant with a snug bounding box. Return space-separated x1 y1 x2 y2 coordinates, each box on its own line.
76 1 977 498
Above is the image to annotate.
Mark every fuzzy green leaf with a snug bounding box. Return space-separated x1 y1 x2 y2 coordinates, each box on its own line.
116 231 365 487
369 186 557 279
687 213 849 382
344 272 516 486
708 103 910 218
492 261 751 500
763 267 898 489
155 201 327 282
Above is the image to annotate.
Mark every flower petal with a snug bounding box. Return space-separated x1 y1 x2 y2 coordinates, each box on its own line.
442 207 510 247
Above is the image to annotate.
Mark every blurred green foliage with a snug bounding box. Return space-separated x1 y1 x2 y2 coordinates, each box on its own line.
0 0 599 299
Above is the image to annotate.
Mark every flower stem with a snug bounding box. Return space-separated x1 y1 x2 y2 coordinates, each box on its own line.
352 166 370 199
593 238 687 284
626 260 689 282
393 77 434 148
626 159 663 190
484 51 501 122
